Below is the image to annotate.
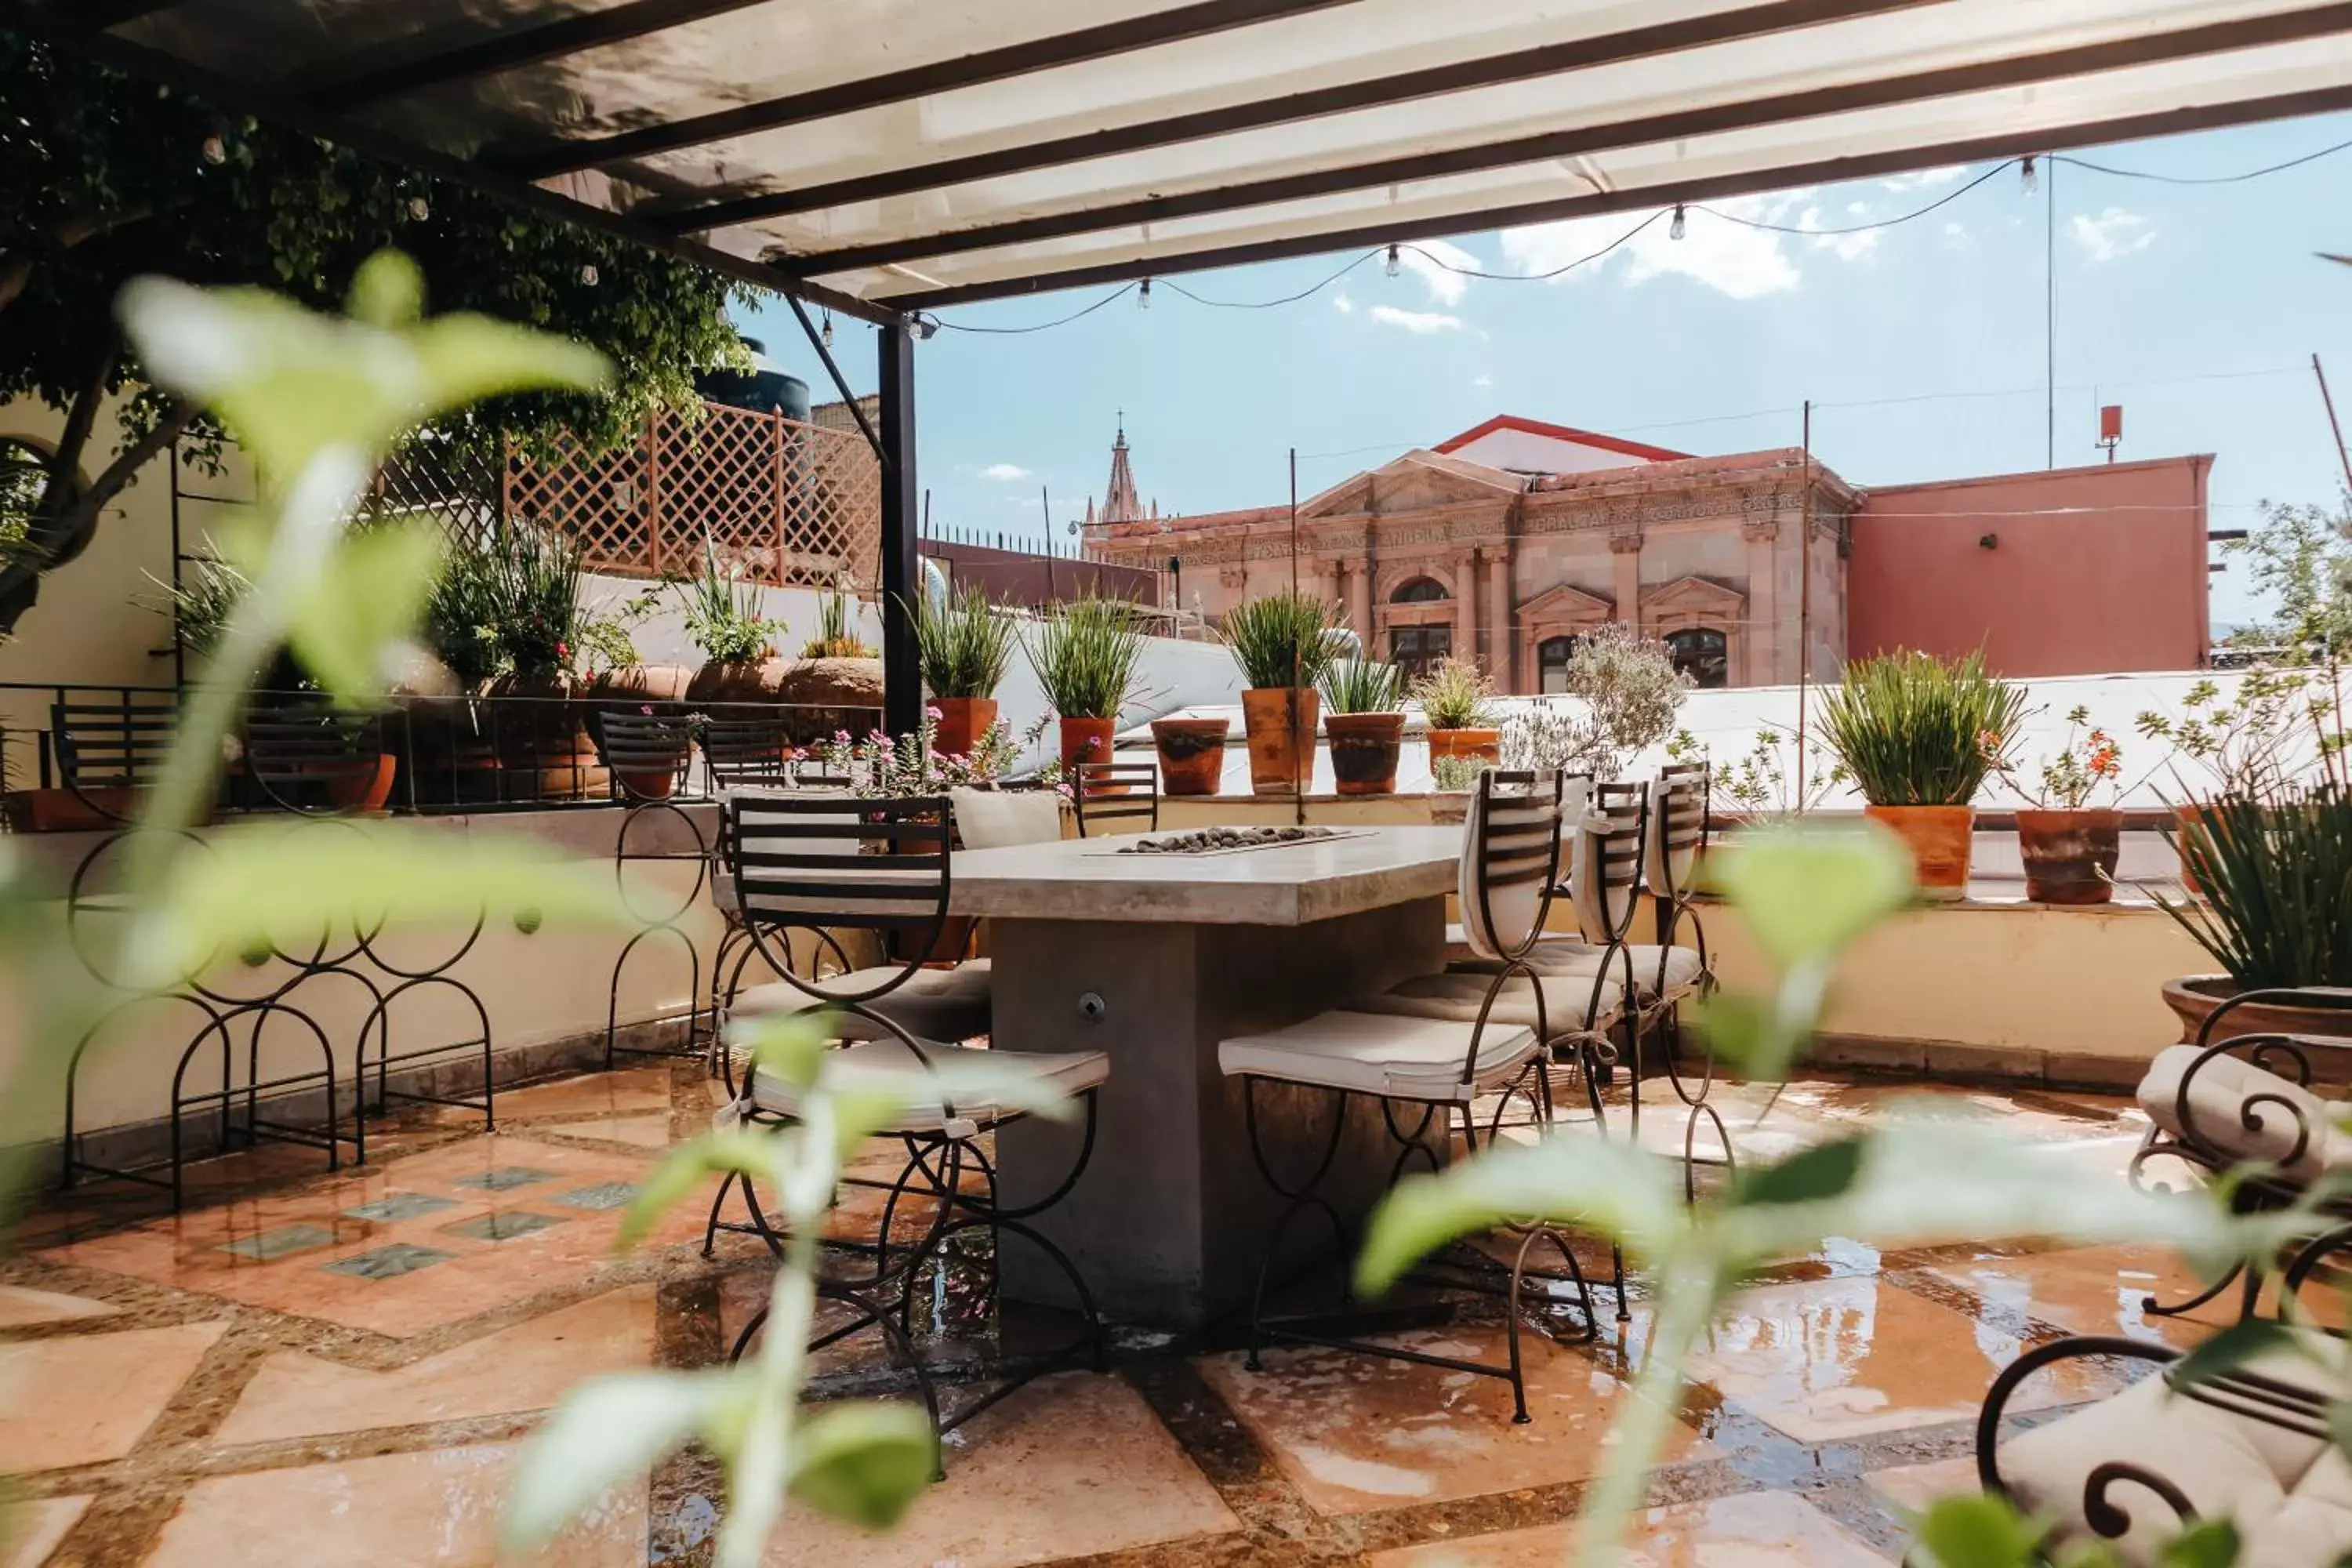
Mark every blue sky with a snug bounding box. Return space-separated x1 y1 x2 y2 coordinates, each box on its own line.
738 111 2352 631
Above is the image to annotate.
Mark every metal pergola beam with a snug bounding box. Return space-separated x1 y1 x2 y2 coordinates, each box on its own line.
492 0 1365 181
883 79 2352 309
655 0 1943 236
787 0 2352 280
303 0 779 109
82 0 187 25
10 9 905 328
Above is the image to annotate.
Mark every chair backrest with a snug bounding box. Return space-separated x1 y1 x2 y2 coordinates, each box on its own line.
597 710 696 802
724 791 949 1004
1073 761 1160 837
52 692 176 818
702 715 789 790
1643 762 1709 898
243 704 386 814
1572 779 1650 944
949 786 1065 848
1454 769 1565 963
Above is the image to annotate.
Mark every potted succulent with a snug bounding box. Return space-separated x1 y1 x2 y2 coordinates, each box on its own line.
679 541 782 703
1222 590 1335 797
1414 656 1501 769
1151 712 1230 797
2158 779 2352 1045
909 584 1016 759
1817 649 2026 900
803 583 878 659
1319 657 1406 796
2002 706 2125 905
2136 671 2313 895
1025 593 1145 773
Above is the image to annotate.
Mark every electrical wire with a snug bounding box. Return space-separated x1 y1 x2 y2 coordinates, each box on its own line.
926 281 1138 333
1693 158 2018 235
1160 249 1385 308
2055 134 2352 184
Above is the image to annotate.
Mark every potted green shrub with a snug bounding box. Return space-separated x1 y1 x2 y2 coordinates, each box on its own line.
487 522 603 800
909 584 1016 758
2002 706 2126 905
1222 590 1334 797
1025 593 1145 773
1816 649 2026 900
678 541 781 704
2158 779 2352 1044
1319 658 1406 796
2136 671 2310 895
1413 655 1500 769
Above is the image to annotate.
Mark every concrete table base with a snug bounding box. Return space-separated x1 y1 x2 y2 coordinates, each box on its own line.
990 896 1443 1329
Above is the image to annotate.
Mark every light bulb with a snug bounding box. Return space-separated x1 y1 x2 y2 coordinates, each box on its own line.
2020 155 2038 194
1669 204 1686 241
1138 278 1152 310
1385 243 1401 278
201 134 226 165
407 195 430 222
821 310 834 349
579 263 599 285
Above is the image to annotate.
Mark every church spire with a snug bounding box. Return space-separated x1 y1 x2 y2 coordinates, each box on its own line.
1101 412 1144 525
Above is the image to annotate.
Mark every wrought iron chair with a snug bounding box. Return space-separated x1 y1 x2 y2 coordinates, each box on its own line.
594 710 713 1066
701 714 790 793
1218 768 1605 1422
595 710 697 804
52 691 177 823
704 790 1108 1448
241 704 391 815
1072 760 1159 837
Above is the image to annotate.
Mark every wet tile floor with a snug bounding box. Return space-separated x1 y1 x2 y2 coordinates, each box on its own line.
0 1064 2230 1566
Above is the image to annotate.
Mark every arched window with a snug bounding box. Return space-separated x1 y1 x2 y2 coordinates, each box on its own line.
1664 627 1729 689
1537 634 1584 695
1390 625 1452 681
1390 576 1447 604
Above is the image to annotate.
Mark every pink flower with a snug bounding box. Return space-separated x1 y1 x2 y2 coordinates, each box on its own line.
925 705 943 720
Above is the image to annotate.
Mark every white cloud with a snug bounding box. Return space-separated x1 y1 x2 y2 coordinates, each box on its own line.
1940 220 1971 249
1882 165 1968 192
1368 305 1464 334
1332 289 1354 314
2070 206 2156 263
1472 373 1493 388
1396 238 1477 307
1498 192 1807 299
978 463 1029 481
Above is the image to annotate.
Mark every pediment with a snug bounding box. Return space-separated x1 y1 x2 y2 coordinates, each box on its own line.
1517 583 1614 622
1299 450 1523 519
1643 575 1746 615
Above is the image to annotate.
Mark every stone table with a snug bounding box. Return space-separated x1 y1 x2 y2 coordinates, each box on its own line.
949 825 1461 1328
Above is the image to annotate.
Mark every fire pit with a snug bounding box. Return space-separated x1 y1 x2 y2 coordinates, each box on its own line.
1114 826 1354 855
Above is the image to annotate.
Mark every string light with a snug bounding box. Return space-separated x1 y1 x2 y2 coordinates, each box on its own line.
1137 278 1152 310
1385 243 1401 278
1669 203 1686 241
579 263 599 285
406 195 430 222
200 133 226 165
821 310 835 349
2020 155 2038 194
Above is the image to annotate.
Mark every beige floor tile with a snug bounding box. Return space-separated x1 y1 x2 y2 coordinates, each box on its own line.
546 1115 675 1149
1199 1327 1707 1515
1684 1275 2116 1444
760 1373 1236 1567
1918 1243 2253 1348
1863 1455 1984 1519
0 1321 226 1472
485 1069 671 1121
1368 1490 1891 1565
3 1495 91 1568
139 1443 642 1567
0 1286 118 1331
213 1285 656 1446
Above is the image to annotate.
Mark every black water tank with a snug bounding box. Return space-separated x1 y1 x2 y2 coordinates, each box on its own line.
696 336 812 421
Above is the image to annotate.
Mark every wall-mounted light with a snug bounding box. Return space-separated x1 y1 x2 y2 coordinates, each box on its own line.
1978 532 1998 550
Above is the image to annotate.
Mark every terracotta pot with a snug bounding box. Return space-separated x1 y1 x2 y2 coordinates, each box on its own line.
1327 712 1405 797
1152 717 1229 797
2015 807 2122 906
2172 801 2222 899
488 673 604 802
1241 688 1319 797
1864 803 1975 900
613 767 680 802
2161 976 2352 1073
1058 715 1116 773
891 915 977 968
3 786 135 833
1427 727 1501 767
931 696 997 760
324 753 399 814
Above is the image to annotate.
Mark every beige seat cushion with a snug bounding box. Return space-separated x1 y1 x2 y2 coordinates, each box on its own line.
1218 1010 1538 1101
2001 1335 2352 1566
749 1038 1105 1133
949 787 1064 849
2136 1044 2352 1182
731 962 992 1044
1353 971 1623 1036
1450 935 1702 1000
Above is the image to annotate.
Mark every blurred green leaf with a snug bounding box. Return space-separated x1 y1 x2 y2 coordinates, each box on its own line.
1730 1138 1866 1210
2169 1318 2298 1392
502 1368 741 1552
1355 1134 1684 1297
1708 822 1914 970
2158 1517 2241 1568
616 1131 788 1254
1908 1492 2049 1568
345 249 423 328
285 522 442 705
786 1402 937 1530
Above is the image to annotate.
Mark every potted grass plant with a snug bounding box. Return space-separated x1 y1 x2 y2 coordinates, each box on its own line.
803 583 877 659
679 540 781 703
1319 657 1406 796
1150 711 1231 796
909 584 1016 757
2003 706 2126 905
1222 590 1335 797
1025 593 1145 773
1816 649 2026 899
1414 655 1501 768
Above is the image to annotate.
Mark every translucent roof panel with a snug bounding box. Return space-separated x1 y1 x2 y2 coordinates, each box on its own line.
45 0 2352 319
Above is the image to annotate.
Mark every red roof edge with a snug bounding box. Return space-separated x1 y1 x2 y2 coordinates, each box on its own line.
1432 413 1689 464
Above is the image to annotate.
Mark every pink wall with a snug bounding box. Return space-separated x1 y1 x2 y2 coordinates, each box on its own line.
1847 456 2212 677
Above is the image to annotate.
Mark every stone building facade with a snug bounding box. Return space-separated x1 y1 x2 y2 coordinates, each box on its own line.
1085 416 1857 691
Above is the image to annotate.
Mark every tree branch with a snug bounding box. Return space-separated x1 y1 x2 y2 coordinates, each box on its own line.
0 202 169 320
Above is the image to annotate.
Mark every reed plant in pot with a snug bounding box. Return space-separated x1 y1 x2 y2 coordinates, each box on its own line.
1221 590 1336 796
2000 707 2126 905
486 523 605 801
909 585 1016 758
803 583 877 659
1024 593 1145 772
677 540 780 703
1319 657 1406 796
1817 649 2025 899
1413 655 1501 769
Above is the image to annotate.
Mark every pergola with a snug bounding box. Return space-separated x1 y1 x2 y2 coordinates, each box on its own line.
20 0 2352 730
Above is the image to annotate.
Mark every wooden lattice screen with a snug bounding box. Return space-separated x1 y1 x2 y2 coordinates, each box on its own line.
501 401 881 590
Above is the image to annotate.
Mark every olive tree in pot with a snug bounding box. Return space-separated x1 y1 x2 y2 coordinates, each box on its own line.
1222 590 1335 796
1413 655 1500 768
1500 622 1686 782
1025 593 1145 773
1999 707 2126 904
1817 650 2026 900
2158 778 2352 1047
1319 658 1406 796
909 584 1016 758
